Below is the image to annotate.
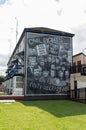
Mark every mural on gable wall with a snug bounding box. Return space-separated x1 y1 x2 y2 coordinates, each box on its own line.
26 33 72 95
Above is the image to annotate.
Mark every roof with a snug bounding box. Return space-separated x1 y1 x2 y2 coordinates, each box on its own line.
24 27 74 37
7 27 75 65
73 52 86 57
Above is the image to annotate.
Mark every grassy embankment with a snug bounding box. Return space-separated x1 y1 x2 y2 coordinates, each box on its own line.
0 100 86 130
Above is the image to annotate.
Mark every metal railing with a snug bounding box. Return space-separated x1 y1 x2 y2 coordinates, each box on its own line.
70 88 86 103
71 64 86 74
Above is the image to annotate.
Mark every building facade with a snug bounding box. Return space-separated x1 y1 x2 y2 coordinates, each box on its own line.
70 52 86 101
5 27 74 98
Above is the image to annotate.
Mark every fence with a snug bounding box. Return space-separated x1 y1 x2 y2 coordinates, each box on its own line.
71 64 86 75
70 88 86 103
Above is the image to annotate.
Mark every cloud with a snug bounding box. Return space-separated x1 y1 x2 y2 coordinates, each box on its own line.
55 0 60 2
0 54 8 67
72 24 86 55
0 0 86 63
0 54 8 75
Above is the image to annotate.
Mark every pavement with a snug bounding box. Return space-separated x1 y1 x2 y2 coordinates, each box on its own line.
0 100 15 102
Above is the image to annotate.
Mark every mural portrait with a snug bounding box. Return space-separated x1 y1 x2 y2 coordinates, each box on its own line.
26 33 72 95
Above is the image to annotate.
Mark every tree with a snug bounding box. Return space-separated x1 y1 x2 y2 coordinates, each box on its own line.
0 76 4 85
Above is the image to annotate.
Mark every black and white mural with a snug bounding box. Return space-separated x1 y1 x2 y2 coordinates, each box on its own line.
26 33 72 95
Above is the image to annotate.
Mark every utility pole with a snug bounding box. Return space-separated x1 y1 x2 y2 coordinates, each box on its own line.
15 17 18 44
8 39 12 58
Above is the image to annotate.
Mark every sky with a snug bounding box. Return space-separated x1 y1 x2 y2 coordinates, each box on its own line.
0 0 86 75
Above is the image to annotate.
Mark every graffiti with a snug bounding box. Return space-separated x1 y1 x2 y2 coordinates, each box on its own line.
27 34 72 94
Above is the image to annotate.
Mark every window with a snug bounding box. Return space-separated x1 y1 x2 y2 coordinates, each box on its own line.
77 60 81 72
73 62 76 73
77 60 81 66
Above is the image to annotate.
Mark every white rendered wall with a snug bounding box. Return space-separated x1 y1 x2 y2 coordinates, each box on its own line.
12 76 24 95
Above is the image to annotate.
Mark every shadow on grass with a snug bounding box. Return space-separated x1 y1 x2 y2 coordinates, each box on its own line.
19 100 86 118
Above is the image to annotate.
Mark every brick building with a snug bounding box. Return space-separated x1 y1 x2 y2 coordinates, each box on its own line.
70 52 86 101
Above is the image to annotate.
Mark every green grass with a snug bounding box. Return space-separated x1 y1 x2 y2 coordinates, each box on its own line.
0 100 86 130
0 91 5 95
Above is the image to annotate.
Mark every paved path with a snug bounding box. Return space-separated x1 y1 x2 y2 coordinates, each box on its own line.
0 100 15 102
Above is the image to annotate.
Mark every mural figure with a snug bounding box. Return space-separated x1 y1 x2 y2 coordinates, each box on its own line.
27 35 72 95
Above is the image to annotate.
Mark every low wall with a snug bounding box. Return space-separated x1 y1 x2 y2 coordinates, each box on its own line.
0 94 68 100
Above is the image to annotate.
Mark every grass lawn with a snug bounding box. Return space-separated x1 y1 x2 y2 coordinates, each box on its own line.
0 92 4 95
0 100 86 130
